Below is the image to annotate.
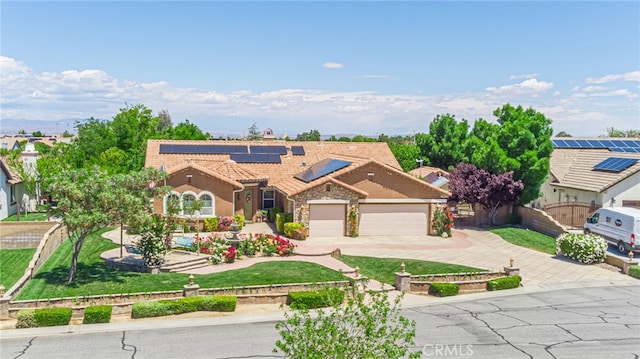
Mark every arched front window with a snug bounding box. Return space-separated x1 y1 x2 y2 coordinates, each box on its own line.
165 193 180 215
183 194 196 215
200 194 213 215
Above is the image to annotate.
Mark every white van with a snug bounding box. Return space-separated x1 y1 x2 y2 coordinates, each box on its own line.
584 207 640 254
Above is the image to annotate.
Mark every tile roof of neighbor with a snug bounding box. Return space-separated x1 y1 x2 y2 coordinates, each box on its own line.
550 148 640 192
146 140 449 197
409 166 449 179
0 159 22 184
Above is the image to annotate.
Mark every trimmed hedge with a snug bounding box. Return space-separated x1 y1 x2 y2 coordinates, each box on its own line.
276 213 294 234
287 288 345 309
269 207 283 223
428 282 460 297
629 265 640 279
233 214 245 230
15 309 37 329
83 305 113 324
132 295 237 318
204 217 219 232
16 307 73 328
487 276 521 291
284 222 305 238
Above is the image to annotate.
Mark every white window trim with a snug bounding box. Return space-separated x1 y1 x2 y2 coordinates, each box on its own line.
197 191 215 217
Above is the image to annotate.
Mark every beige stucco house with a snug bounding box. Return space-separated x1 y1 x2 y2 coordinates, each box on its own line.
145 140 450 237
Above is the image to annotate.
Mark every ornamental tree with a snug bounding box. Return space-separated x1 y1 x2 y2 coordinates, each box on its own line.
449 163 524 225
46 167 167 283
274 289 421 359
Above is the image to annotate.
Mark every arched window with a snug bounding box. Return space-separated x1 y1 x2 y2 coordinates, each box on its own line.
200 194 213 215
165 192 180 215
183 194 196 215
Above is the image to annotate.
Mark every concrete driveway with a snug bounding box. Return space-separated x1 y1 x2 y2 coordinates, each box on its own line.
295 227 637 286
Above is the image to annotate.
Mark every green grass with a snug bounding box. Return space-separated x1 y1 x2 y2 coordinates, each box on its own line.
0 248 37 289
490 227 557 255
2 212 50 222
16 228 346 300
338 255 484 284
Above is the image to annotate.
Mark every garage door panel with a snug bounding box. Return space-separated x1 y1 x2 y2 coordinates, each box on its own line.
359 203 428 236
309 204 345 237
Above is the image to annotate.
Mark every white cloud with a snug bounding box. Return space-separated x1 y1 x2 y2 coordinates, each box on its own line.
1 56 638 138
485 79 554 96
585 70 640 84
509 73 539 80
322 61 344 69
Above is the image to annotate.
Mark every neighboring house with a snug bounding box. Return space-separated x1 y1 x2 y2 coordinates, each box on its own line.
0 159 24 220
1 137 21 151
409 166 450 191
536 138 640 210
145 140 450 237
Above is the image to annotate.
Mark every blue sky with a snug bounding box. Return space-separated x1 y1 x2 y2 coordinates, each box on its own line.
1 1 639 138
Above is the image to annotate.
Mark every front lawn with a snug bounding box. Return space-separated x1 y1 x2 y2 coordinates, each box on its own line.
2 212 50 222
490 227 556 255
338 255 484 284
0 248 37 290
16 228 346 300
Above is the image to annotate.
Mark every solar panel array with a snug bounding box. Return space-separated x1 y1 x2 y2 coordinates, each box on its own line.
249 145 287 154
294 159 352 183
553 139 640 153
230 153 282 163
291 146 305 155
159 144 249 154
593 157 639 172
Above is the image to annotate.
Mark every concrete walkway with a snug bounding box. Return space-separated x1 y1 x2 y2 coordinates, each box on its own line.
101 223 636 287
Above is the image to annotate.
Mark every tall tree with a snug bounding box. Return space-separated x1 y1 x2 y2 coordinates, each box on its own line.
449 163 524 225
157 109 173 131
170 119 209 140
74 118 117 166
46 167 166 283
110 104 162 171
492 104 553 204
296 129 321 141
555 131 572 137
417 114 469 170
390 143 422 172
246 123 263 141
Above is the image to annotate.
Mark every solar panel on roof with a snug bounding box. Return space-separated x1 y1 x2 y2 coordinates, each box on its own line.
575 140 591 147
294 159 352 183
159 144 248 154
563 139 579 148
291 146 305 155
552 139 568 148
587 140 607 148
230 153 282 163
250 145 287 154
593 157 638 172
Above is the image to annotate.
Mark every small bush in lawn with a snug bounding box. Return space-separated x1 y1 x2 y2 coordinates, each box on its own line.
288 288 345 309
200 296 237 312
428 282 460 297
487 276 521 291
33 307 72 327
83 305 112 324
629 265 640 279
15 309 37 329
268 207 283 223
556 233 607 264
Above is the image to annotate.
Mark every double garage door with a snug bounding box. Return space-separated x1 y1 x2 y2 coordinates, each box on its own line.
359 203 429 236
308 202 429 237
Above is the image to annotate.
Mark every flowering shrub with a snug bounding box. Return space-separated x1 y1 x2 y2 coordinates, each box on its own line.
556 233 607 264
432 206 454 237
223 247 237 263
218 216 235 231
274 235 296 256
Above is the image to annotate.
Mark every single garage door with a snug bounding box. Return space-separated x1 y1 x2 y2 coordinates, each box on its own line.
309 204 346 237
359 203 428 236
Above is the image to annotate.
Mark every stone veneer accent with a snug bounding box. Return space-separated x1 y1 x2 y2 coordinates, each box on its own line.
292 183 362 235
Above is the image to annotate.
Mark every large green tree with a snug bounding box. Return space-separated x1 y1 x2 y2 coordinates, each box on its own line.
296 129 321 141
110 104 162 171
416 114 469 170
169 119 209 140
46 167 167 283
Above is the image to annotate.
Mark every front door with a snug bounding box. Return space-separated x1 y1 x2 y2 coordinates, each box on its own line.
244 189 253 221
